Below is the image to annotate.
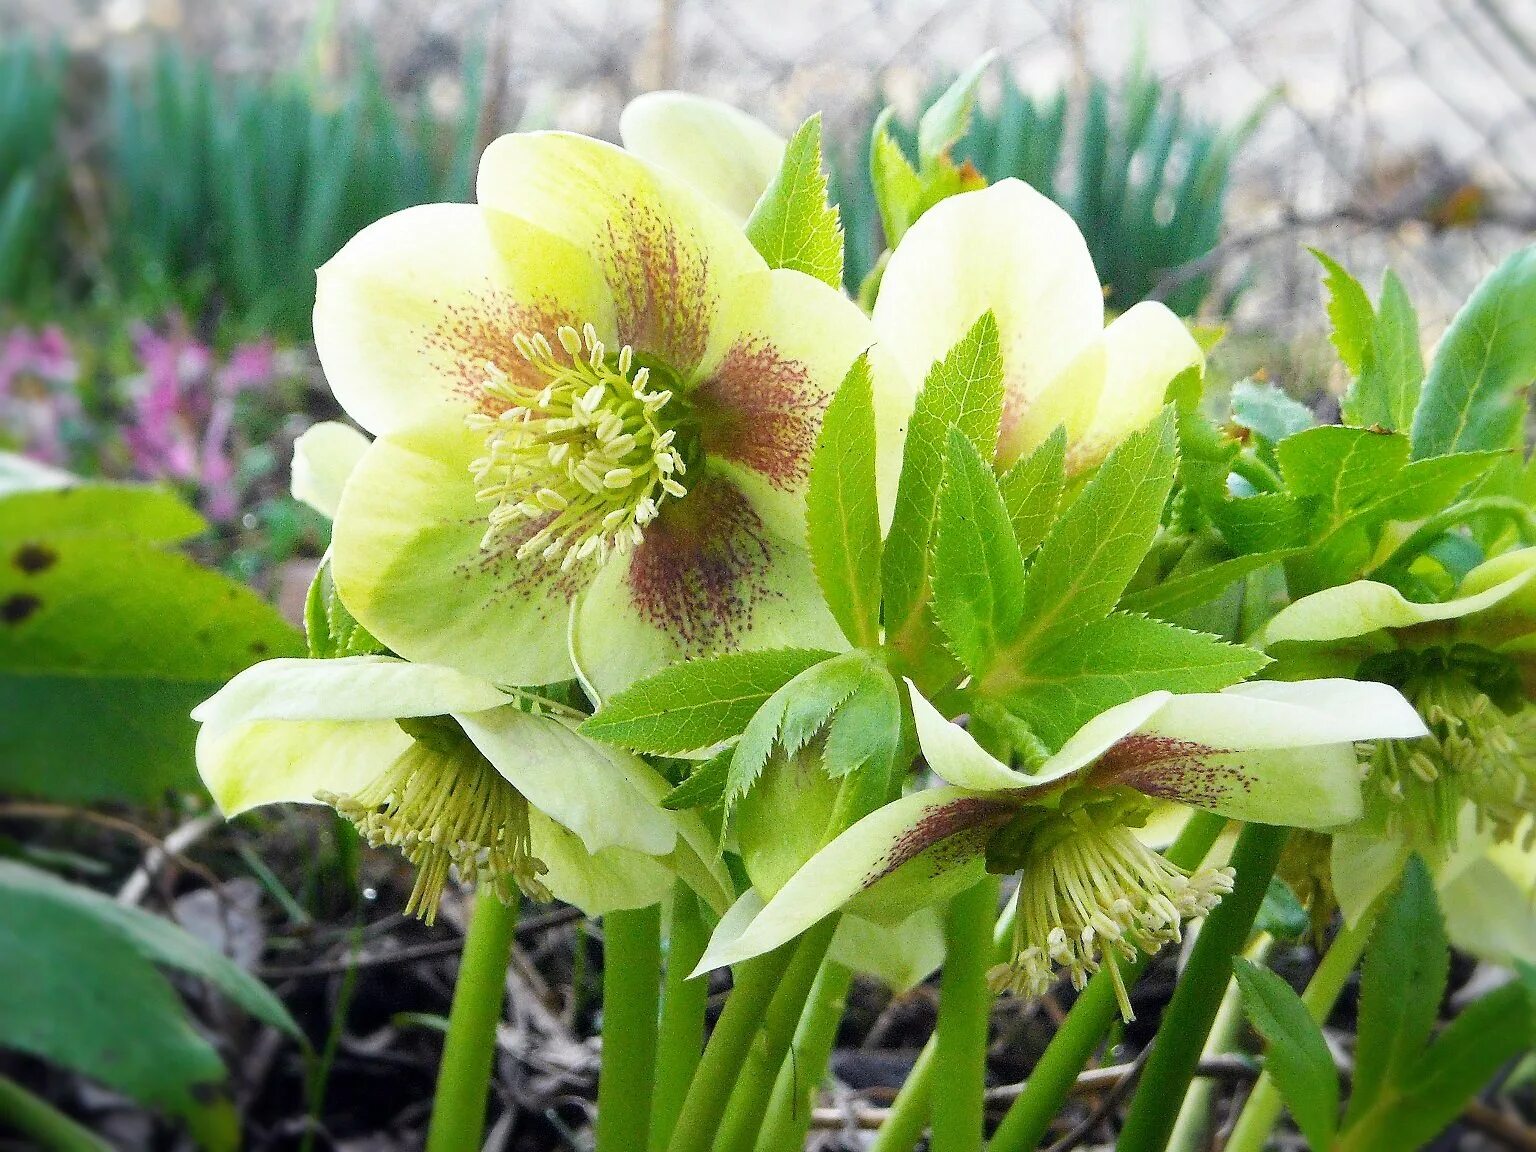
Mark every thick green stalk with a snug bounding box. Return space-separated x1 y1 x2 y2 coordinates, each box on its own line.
1223 909 1376 1152
664 941 799 1152
596 903 663 1152
426 889 519 1152
711 917 841 1152
867 1028 939 1152
0 1075 110 1152
754 959 855 1152
649 885 712 1152
1116 823 1290 1152
931 875 1002 1152
986 810 1227 1152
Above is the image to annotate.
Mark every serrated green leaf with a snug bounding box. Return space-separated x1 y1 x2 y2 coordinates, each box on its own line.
1234 958 1339 1151
917 52 995 167
1347 980 1533 1152
1210 493 1311 553
1255 877 1310 939
1276 426 1410 522
932 429 1027 675
1120 550 1293 619
807 354 882 647
1312 248 1375 376
1000 409 1178 661
582 647 834 754
870 109 924 246
1230 378 1315 445
661 747 732 811
1347 854 1448 1128
998 425 1066 555
883 312 1006 648
1411 244 1536 459
745 113 843 288
304 556 384 659
1001 611 1267 746
726 650 871 805
822 664 902 782
1347 269 1424 432
1370 450 1503 522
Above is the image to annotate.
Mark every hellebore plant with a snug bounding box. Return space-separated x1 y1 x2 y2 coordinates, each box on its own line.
184 65 1536 1152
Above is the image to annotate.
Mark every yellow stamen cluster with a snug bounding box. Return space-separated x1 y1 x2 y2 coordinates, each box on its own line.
469 323 688 569
1379 676 1536 849
319 723 550 924
987 790 1234 1021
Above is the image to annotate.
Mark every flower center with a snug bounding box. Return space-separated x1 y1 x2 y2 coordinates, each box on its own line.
317 715 549 924
1377 672 1536 850
470 323 690 569
985 788 1235 1021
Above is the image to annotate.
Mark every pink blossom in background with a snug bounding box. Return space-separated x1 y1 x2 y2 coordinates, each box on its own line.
0 325 81 466
121 317 277 521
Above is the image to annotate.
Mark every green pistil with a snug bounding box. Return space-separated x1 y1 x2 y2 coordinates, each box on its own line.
985 788 1234 1021
318 718 549 924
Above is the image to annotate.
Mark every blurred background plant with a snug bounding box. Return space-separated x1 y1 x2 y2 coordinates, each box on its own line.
0 38 66 311
835 59 1267 314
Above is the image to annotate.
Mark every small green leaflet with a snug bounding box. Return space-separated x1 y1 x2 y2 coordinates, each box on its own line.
1229 377 1314 446
1233 958 1339 1152
725 650 899 807
870 107 925 246
932 429 1027 675
998 426 1066 556
807 354 882 647
1412 243 1536 459
305 556 384 659
1003 408 1178 659
1313 248 1374 376
582 647 834 754
1119 550 1294 619
1276 425 1409 521
1345 854 1448 1129
916 52 995 167
882 311 1005 648
745 113 843 288
1312 251 1426 433
661 747 732 811
1002 612 1267 748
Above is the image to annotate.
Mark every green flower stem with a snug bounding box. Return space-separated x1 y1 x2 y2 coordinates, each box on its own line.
0 1075 111 1152
1223 907 1376 1152
931 874 1002 1152
596 903 663 1152
710 915 841 1152
663 936 802 1152
649 885 712 1152
1374 495 1536 577
426 889 519 1152
987 810 1227 1152
1116 822 1290 1152
1166 934 1276 1152
753 959 856 1152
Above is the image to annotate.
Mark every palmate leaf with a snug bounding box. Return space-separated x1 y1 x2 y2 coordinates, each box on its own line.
997 425 1066 556
807 355 882 647
882 312 1005 648
582 647 834 754
745 113 843 288
1412 243 1536 459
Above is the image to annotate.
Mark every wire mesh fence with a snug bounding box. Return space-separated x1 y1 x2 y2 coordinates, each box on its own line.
8 0 1536 360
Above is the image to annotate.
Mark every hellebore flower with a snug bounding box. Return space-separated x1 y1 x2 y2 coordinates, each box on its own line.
316 132 887 694
619 91 786 224
194 655 704 922
1262 549 1536 922
697 680 1425 1019
873 179 1203 473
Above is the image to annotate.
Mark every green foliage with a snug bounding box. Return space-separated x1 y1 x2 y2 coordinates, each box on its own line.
806 355 882 647
0 38 65 308
0 480 302 803
882 312 1005 653
1314 252 1426 432
997 426 1066 556
1233 958 1338 1150
104 45 483 336
745 114 843 288
840 61 1261 312
1230 378 1315 446
304 555 385 659
0 858 297 1125
582 648 834 754
1412 244 1536 459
